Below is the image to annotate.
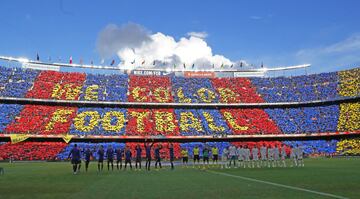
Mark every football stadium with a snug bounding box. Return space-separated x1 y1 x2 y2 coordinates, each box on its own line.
1 1 360 199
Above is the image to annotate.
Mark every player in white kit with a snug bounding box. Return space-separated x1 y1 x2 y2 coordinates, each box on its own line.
237 145 244 168
221 147 229 169
251 145 260 168
273 145 280 167
228 145 237 168
260 144 267 167
296 144 304 167
243 145 251 168
267 146 274 168
290 145 297 167
281 144 287 167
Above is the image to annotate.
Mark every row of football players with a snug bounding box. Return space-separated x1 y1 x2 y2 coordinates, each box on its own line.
179 144 304 169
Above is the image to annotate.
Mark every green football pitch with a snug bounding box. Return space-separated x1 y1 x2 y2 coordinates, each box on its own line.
0 158 359 199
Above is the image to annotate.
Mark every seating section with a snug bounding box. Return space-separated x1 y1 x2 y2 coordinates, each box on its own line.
337 68 360 132
69 108 127 136
125 76 180 136
338 68 360 97
0 139 341 161
265 105 339 134
211 77 264 103
336 139 360 155
4 70 85 134
0 104 24 132
1 66 358 102
0 142 67 160
251 72 339 102
284 140 338 154
172 76 219 103
0 67 39 132
0 66 39 98
79 73 128 102
0 65 359 160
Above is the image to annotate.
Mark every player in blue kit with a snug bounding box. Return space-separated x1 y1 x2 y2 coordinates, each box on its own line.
168 143 175 170
68 144 81 174
115 147 123 170
135 144 142 170
84 147 92 172
124 146 133 170
106 145 114 171
97 145 104 172
154 144 163 170
144 139 154 171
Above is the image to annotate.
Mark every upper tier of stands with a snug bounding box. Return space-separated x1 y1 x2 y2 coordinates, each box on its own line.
0 66 358 103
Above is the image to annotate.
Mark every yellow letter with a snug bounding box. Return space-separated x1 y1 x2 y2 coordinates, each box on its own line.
176 88 192 103
84 85 99 101
73 111 100 132
131 87 148 102
338 102 360 131
45 109 74 130
130 111 150 132
223 111 248 131
51 83 82 100
153 87 170 102
179 112 204 132
102 111 125 131
197 88 216 103
217 88 237 103
154 111 176 133
202 112 225 132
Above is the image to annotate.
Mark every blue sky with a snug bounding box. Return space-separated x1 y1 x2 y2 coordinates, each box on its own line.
0 0 360 74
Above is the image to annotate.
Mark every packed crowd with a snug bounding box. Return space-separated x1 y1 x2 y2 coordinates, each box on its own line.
0 66 39 98
336 139 360 155
0 65 359 158
251 72 339 102
0 66 358 103
0 142 67 160
337 69 360 132
69 108 128 136
79 73 128 101
265 105 339 134
0 139 354 161
2 65 353 136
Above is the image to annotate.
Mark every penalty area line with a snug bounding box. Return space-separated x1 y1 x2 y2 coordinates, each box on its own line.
207 170 348 199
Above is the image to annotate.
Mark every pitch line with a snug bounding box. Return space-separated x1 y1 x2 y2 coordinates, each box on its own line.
207 170 348 199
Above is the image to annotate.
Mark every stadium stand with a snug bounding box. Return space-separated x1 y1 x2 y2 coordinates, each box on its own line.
79 73 128 102
251 72 339 102
0 142 67 160
336 138 360 155
0 65 359 160
337 68 360 132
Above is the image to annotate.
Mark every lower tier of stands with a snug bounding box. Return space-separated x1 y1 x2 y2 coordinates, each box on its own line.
0 140 354 161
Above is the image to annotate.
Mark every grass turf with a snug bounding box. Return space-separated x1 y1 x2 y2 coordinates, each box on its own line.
0 158 359 199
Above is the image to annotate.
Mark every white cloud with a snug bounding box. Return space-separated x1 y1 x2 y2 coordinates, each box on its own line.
96 23 152 59
97 23 246 69
186 31 208 39
296 33 360 69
